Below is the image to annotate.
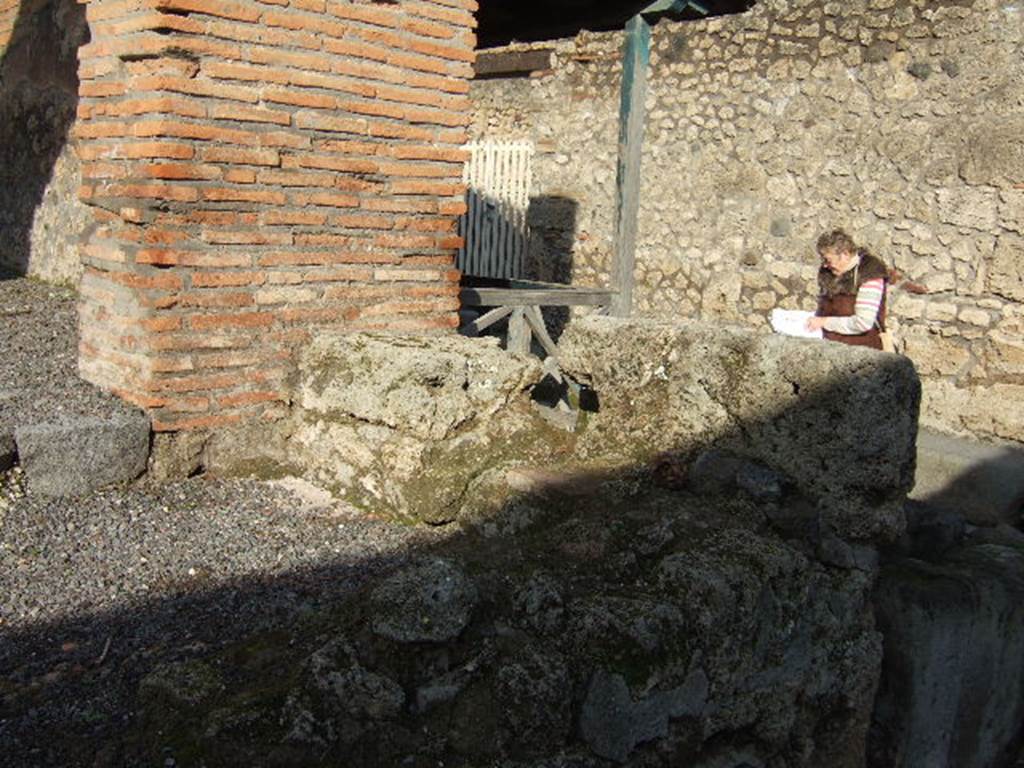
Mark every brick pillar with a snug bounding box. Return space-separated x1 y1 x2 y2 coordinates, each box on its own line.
74 0 476 431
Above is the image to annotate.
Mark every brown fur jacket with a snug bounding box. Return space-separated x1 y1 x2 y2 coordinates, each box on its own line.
818 250 890 298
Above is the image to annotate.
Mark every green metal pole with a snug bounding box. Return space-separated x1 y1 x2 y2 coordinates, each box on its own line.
611 13 651 318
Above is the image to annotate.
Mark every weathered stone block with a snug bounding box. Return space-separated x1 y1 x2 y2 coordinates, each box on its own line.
872 541 1024 768
923 300 958 323
14 411 150 496
988 234 1024 302
962 384 1024 441
370 558 479 643
901 330 972 377
983 330 1024 378
917 380 970 436
700 270 743 319
922 380 1024 443
559 316 920 542
892 296 926 320
937 188 999 232
959 118 1024 188
958 307 992 327
282 637 405 747
1000 189 1024 234
298 333 541 441
148 430 208 482
293 332 552 523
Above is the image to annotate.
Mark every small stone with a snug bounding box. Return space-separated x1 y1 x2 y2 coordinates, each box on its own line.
752 291 777 311
924 302 958 323
138 660 225 715
736 461 784 501
370 558 478 643
894 297 926 320
959 308 991 327
906 61 932 80
307 638 405 720
770 217 792 237
864 40 896 64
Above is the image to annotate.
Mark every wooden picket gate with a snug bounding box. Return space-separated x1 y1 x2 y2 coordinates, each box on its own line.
457 140 533 279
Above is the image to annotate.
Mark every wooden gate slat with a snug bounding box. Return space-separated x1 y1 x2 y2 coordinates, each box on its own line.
457 140 533 279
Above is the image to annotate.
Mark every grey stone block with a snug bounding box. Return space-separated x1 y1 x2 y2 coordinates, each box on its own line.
14 411 150 496
370 558 478 643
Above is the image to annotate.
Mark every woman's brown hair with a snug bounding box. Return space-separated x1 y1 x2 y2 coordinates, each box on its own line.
816 228 928 293
816 228 857 256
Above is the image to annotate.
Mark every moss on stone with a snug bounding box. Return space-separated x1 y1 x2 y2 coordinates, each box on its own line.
236 457 303 482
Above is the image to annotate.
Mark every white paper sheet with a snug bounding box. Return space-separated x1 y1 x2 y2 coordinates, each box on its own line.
770 308 823 339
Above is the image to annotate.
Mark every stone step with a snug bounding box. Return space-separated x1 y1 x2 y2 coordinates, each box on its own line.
911 427 1024 526
10 411 151 497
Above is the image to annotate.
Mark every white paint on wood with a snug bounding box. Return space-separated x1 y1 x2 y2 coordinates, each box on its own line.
458 140 534 279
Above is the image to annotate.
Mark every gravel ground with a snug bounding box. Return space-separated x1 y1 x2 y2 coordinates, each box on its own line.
0 272 135 430
0 272 452 765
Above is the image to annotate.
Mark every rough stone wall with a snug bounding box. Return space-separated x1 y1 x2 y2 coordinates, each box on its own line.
468 0 1024 445
0 0 91 284
74 0 476 431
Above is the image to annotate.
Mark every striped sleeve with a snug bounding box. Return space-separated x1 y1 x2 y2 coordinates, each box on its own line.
823 278 885 334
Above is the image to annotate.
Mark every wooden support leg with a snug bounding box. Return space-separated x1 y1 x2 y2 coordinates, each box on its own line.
463 305 514 336
507 307 531 355
524 305 560 360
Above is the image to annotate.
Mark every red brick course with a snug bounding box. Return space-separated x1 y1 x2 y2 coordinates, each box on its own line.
75 0 475 430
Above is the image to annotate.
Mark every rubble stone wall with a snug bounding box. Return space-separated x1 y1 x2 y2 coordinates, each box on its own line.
0 0 90 284
468 0 1024 444
72 0 476 431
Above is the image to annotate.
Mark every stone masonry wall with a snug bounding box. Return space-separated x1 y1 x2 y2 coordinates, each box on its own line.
74 0 476 431
469 0 1024 445
0 0 91 284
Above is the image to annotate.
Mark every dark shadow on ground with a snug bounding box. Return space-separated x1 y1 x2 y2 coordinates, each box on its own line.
0 0 87 276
